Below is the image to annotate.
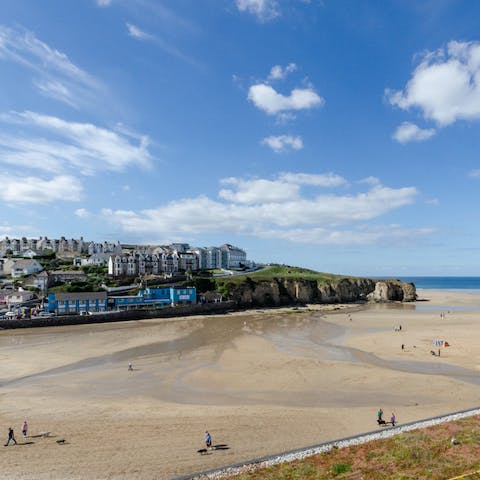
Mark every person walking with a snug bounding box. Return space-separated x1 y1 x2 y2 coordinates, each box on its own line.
205 431 212 449
22 420 28 438
377 408 383 423
4 427 17 446
390 413 396 426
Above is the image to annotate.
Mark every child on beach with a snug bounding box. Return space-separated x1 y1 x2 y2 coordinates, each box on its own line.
22 420 28 438
205 431 212 449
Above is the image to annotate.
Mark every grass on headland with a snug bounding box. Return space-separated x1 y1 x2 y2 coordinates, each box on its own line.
217 265 348 284
232 416 480 480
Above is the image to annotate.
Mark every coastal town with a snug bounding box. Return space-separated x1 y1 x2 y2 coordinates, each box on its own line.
0 236 251 317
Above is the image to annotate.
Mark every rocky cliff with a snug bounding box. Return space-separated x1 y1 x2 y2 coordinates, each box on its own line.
223 277 416 308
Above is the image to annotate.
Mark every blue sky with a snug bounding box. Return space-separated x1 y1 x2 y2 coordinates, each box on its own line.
1 0 480 276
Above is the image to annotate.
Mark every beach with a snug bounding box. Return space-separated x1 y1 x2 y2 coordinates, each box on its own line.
2 290 480 479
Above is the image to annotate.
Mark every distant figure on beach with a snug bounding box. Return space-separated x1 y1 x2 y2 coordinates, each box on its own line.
128 362 133 371
22 420 28 438
399 325 402 331
4 427 17 446
401 344 405 350
377 408 383 422
390 413 396 426
205 431 212 448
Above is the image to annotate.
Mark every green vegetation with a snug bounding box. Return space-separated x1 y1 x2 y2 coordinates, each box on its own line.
49 281 103 293
331 463 352 475
233 416 480 480
217 265 346 283
212 265 349 296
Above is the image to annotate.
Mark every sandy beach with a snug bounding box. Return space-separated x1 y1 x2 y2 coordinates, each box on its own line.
2 290 480 479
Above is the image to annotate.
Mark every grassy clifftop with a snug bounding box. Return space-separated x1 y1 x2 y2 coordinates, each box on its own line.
215 265 348 285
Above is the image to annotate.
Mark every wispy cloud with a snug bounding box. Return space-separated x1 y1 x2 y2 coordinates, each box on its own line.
74 208 92 218
0 25 102 109
126 22 154 41
124 20 201 68
96 0 112 6
261 134 303 153
392 122 436 143
101 172 421 246
0 111 152 175
236 0 280 22
386 40 480 127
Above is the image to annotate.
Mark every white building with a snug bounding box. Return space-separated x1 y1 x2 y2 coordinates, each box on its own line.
2 259 44 278
220 244 247 269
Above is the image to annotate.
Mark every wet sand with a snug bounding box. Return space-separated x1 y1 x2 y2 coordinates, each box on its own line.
1 290 480 479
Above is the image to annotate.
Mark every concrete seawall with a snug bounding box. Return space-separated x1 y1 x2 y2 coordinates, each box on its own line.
0 301 237 329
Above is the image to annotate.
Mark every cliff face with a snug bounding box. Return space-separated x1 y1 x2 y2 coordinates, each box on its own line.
225 277 416 307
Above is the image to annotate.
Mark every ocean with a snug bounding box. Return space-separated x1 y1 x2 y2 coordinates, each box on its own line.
394 277 480 290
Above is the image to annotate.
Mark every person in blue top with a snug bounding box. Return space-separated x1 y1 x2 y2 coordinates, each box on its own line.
205 431 212 449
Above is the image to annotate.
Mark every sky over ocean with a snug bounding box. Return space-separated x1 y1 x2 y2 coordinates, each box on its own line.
1 1 480 277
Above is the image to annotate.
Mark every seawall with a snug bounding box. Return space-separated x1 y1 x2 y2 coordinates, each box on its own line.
0 301 237 330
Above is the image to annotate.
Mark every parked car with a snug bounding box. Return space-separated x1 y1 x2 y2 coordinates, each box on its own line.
38 311 55 318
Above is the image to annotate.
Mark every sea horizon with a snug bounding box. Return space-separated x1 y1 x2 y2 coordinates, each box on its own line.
376 276 480 291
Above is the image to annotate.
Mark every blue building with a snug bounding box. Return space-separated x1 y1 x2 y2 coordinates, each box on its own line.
47 287 196 313
111 286 196 310
47 292 108 314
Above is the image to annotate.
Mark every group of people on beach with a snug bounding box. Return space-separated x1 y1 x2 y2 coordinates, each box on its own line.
377 409 396 427
4 421 28 446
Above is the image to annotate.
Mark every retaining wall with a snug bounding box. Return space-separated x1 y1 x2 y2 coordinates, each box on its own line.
0 301 237 329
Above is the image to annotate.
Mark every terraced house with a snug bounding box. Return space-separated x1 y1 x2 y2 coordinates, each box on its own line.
108 243 248 277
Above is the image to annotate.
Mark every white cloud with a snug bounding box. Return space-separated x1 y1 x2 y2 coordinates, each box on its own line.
236 0 279 21
74 208 91 218
126 23 154 41
0 25 101 109
278 172 346 187
0 111 152 175
101 172 419 246
386 40 480 126
97 0 112 5
261 135 303 153
256 225 436 245
359 176 380 186
0 174 82 204
248 83 324 115
392 122 436 143
219 177 300 204
268 63 297 81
